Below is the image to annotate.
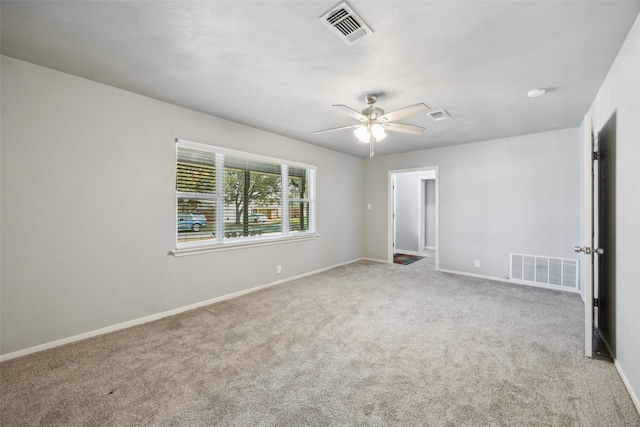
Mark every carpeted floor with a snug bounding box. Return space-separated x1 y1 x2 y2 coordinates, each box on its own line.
1 259 638 426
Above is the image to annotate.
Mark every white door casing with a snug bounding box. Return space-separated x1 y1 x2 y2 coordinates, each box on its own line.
388 167 439 267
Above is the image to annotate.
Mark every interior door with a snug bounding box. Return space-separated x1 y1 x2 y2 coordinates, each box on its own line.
577 114 595 358
596 113 616 357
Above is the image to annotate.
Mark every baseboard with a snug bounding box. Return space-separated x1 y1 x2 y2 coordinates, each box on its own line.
615 359 640 415
437 268 580 294
394 250 421 256
0 257 362 362
360 257 388 264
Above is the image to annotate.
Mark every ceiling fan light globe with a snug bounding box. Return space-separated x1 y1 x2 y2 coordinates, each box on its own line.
354 125 370 143
371 124 387 141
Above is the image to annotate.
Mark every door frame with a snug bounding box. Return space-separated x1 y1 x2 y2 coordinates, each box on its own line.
391 174 397 254
419 178 426 254
388 166 439 267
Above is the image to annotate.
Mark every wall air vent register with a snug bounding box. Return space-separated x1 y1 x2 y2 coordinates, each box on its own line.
510 253 578 291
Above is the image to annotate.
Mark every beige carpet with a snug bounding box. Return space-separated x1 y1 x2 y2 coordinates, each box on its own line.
1 260 638 426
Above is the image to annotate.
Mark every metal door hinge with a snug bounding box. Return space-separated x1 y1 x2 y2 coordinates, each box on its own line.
592 151 599 161
594 298 599 308
574 246 604 255
574 246 592 254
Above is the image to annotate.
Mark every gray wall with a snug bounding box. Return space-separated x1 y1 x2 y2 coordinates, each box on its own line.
425 179 436 249
0 57 364 355
584 13 640 411
364 128 581 278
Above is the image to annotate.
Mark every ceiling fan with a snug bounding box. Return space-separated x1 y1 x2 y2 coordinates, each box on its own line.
314 94 430 157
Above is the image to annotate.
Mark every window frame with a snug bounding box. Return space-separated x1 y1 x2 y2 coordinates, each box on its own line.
172 138 318 256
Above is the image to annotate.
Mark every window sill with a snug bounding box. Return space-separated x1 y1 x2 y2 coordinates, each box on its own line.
170 233 319 257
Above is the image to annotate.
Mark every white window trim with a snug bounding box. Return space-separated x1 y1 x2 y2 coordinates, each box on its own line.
173 138 317 256
170 233 319 256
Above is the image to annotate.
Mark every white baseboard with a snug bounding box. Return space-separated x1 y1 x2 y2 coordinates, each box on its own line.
395 250 421 256
615 359 640 416
0 257 362 362
361 257 388 264
437 268 580 294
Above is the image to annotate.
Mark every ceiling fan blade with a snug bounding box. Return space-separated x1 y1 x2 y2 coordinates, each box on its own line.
313 124 359 134
379 103 430 122
383 122 426 134
332 104 365 121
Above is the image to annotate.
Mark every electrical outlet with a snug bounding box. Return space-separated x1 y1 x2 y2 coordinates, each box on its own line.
474 260 480 268
277 265 282 274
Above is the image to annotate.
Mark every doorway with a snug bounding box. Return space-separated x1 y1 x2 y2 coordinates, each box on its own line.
388 167 439 268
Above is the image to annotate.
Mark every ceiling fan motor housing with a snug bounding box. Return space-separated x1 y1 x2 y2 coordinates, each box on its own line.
363 106 384 120
362 94 384 120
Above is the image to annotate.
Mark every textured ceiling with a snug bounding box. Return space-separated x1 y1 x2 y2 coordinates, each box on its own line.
2 1 639 157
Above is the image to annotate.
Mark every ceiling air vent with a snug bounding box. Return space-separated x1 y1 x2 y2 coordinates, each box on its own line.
320 2 373 45
427 110 450 121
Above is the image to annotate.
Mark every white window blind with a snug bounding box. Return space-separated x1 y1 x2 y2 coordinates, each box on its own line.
175 139 316 250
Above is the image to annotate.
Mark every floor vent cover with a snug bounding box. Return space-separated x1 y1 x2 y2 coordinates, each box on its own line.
510 253 578 290
320 2 373 45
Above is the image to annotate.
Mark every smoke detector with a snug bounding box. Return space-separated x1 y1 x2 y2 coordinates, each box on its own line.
320 2 373 45
527 88 546 98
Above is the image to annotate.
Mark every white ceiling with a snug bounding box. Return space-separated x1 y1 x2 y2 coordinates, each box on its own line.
2 1 639 157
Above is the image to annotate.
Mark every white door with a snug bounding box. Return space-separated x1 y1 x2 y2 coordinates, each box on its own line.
576 114 595 358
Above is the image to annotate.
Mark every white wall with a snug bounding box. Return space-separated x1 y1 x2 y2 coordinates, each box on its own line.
364 128 581 278
0 57 364 356
583 13 640 411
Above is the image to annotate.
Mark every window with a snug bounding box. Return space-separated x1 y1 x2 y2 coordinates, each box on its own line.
175 139 316 252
